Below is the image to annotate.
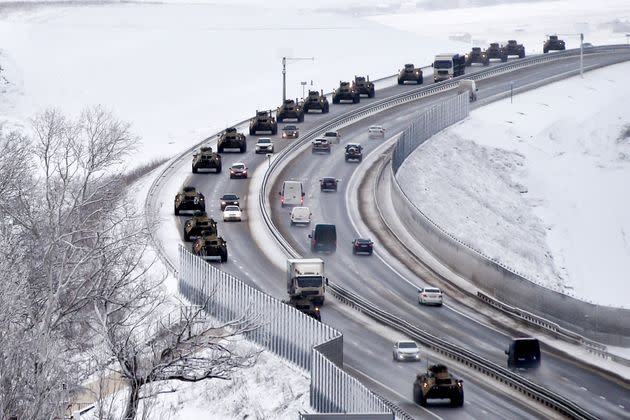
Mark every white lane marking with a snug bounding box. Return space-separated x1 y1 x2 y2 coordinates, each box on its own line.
619 405 625 409
580 386 588 391
599 395 606 400
561 376 569 381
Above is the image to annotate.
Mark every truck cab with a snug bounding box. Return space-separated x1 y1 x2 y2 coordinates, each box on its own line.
433 53 466 82
286 258 326 305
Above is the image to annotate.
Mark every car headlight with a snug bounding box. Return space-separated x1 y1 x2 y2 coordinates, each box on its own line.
221 201 226 205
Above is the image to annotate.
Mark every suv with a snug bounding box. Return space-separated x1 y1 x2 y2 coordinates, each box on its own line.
302 90 330 113
228 162 248 179
319 177 339 192
322 131 341 144
398 64 423 85
219 193 240 210
276 99 305 122
255 138 274 154
344 143 363 162
332 81 360 104
543 35 566 53
192 146 222 173
249 110 278 135
413 364 464 407
183 211 217 242
352 238 373 255
174 186 205 215
465 47 489 66
353 75 375 98
502 39 526 59
393 340 420 362
192 231 228 262
312 138 331 154
506 338 541 369
218 127 247 153
486 42 506 62
309 224 337 253
281 125 299 139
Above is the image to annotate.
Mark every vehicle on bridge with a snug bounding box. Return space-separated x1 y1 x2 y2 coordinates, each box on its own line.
353 75 375 98
413 364 464 407
332 81 360 104
174 186 205 215
502 39 526 59
249 110 278 135
218 127 247 153
228 162 248 179
458 80 478 102
465 47 489 66
302 90 330 114
312 138 332 154
486 42 506 62
279 180 304 207
322 130 341 144
281 124 300 139
192 230 228 262
290 206 311 225
345 143 363 162
287 258 326 305
433 53 466 82
397 63 423 85
222 205 242 222
309 224 337 254
506 337 541 369
418 287 443 306
192 146 222 173
183 211 217 242
276 99 305 122
543 35 566 53
393 340 420 362
255 137 274 154
352 238 374 255
319 177 339 192
368 125 385 138
219 193 240 210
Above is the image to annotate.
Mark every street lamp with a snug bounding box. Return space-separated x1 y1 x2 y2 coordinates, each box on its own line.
301 81 307 100
282 56 314 102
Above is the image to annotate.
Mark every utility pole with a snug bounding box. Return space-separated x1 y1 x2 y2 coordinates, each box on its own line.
282 56 314 102
580 33 584 78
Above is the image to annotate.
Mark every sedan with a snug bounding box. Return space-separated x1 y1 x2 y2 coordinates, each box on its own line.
229 162 248 179
281 125 299 139
368 125 385 138
255 138 274 154
393 340 421 362
222 205 242 222
219 193 240 210
312 138 331 154
352 238 373 255
418 287 443 306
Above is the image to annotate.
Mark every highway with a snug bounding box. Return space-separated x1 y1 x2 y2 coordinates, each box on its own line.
159 49 630 419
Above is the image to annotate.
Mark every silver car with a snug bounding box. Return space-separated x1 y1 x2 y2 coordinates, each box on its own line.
418 287 443 306
393 340 421 362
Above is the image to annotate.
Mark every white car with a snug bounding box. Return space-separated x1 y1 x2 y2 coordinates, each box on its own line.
322 131 341 144
255 137 274 154
290 206 311 225
368 125 385 138
393 340 421 362
418 287 443 306
222 205 242 222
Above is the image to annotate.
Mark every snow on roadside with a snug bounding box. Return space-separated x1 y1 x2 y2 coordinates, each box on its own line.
397 60 630 307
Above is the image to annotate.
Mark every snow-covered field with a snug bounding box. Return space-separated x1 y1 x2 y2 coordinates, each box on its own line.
398 61 630 307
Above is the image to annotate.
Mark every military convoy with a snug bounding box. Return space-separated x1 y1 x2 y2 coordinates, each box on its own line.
503 40 526 59
413 364 464 407
353 75 375 98
543 35 566 53
192 230 228 262
277 99 305 122
398 64 424 84
333 81 360 104
192 146 222 173
249 110 278 135
174 186 206 215
486 42 505 62
302 90 330 113
218 127 247 153
183 211 218 241
466 47 489 66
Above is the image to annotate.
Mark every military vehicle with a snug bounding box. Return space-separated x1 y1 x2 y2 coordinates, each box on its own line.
183 211 218 242
344 143 363 162
302 90 330 113
398 64 423 85
543 35 566 53
174 186 206 215
192 146 222 173
276 99 305 122
249 110 278 135
192 230 228 262
465 47 489 66
486 42 506 62
218 127 247 153
283 297 321 322
353 75 375 98
413 364 464 407
332 81 360 104
502 40 526 59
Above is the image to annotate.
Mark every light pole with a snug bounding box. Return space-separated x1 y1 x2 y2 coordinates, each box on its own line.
300 81 307 100
579 32 584 78
282 56 314 102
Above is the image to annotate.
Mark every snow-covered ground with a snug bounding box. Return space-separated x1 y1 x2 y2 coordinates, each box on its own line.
397 61 630 307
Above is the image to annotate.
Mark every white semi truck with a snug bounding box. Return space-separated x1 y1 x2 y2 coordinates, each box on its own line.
433 53 466 82
286 258 326 305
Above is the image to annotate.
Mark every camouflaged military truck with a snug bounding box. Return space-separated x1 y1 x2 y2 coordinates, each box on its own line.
249 110 278 135
502 40 526 59
302 90 330 113
486 42 506 62
397 64 424 85
192 230 228 262
276 99 305 122
174 186 206 215
183 211 218 242
353 75 375 98
332 81 360 104
543 35 566 53
218 127 247 153
465 47 489 66
413 364 464 407
192 146 222 173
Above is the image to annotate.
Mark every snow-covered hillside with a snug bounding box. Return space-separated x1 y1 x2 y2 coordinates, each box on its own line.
397 61 630 307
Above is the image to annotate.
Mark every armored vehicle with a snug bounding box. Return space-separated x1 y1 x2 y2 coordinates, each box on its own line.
502 39 526 59
283 297 321 322
218 127 247 153
332 81 360 104
465 47 489 66
183 211 218 242
192 230 228 262
353 75 375 98
543 35 566 53
249 110 278 135
413 364 464 407
302 90 330 113
192 146 222 173
486 42 506 62
345 143 363 162
398 64 423 85
174 186 206 215
276 99 305 123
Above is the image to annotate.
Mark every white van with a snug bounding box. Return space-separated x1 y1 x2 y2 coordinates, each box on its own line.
279 180 304 207
458 79 478 102
290 206 311 225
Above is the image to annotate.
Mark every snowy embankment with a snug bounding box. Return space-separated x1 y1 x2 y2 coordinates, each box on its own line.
397 61 630 307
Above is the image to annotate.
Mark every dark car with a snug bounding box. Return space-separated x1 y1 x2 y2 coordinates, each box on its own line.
506 338 541 369
319 177 339 192
352 238 373 255
229 162 248 179
219 193 240 210
282 125 300 139
309 224 337 253
345 143 363 162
